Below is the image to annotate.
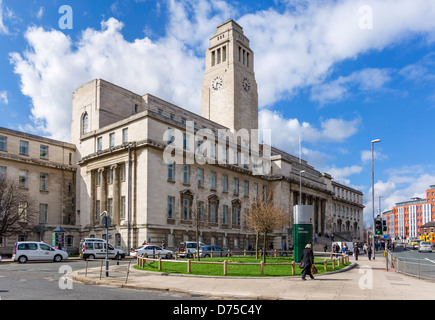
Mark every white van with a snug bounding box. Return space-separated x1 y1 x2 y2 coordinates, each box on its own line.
79 238 125 260
12 242 69 263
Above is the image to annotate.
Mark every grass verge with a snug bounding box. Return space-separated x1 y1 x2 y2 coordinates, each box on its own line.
134 256 351 277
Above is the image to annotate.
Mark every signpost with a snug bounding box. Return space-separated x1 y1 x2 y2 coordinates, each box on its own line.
53 226 66 250
293 205 314 263
101 212 111 277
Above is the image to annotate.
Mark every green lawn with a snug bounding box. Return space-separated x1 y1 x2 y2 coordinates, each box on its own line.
134 256 351 277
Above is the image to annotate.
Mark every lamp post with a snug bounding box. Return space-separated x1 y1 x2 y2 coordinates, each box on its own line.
299 170 305 205
371 139 381 260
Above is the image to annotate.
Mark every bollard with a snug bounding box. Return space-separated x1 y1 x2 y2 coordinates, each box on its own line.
158 258 162 271
260 261 264 275
291 261 295 275
223 259 227 276
187 259 191 273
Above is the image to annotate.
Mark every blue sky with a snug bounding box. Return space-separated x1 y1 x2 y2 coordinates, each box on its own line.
1 0 435 226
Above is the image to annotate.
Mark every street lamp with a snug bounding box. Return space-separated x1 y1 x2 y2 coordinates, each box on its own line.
371 139 381 260
299 170 305 205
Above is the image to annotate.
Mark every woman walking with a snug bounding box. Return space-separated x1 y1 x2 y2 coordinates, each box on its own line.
300 244 315 280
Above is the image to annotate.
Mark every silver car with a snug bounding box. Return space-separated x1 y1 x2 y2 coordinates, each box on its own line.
419 241 432 253
13 242 69 263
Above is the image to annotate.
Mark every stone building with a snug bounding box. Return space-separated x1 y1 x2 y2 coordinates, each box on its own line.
71 20 364 251
0 127 77 255
0 20 364 255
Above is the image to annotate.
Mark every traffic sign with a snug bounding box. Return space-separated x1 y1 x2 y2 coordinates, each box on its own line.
102 216 111 228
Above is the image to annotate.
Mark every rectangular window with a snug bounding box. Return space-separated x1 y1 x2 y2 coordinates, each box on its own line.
197 168 204 187
222 46 226 62
122 128 128 143
0 166 6 179
39 204 48 224
233 206 239 225
19 170 28 188
40 173 48 191
183 165 190 184
40 145 49 159
197 201 204 220
96 171 101 186
233 178 239 195
210 171 216 190
0 136 7 151
121 196 126 220
168 163 175 181
244 180 249 197
109 133 115 147
167 196 175 219
253 183 258 198
18 201 28 222
222 205 228 224
108 198 113 218
222 174 228 192
210 203 216 223
19 140 29 155
95 200 100 220
97 137 102 151
109 168 114 184
183 198 190 220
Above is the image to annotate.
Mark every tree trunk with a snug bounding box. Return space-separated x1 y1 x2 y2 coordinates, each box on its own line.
263 231 267 263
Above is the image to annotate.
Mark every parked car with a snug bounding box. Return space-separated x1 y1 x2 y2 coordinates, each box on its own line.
419 241 433 253
79 238 125 260
131 245 174 258
178 241 206 258
12 242 69 263
197 245 231 258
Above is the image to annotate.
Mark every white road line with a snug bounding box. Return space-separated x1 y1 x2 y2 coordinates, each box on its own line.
424 258 435 264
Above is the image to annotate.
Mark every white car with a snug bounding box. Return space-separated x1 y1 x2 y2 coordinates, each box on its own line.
131 245 174 259
13 242 69 263
419 241 433 253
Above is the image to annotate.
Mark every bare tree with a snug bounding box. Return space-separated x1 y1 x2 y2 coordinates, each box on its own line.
0 176 36 239
246 193 288 263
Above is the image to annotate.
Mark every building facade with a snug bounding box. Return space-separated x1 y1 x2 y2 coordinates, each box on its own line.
1 20 364 254
384 185 435 240
0 127 77 255
71 20 364 251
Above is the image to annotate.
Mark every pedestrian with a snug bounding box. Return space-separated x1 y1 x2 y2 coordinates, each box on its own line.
367 243 372 261
323 244 328 252
335 243 340 258
341 243 348 255
281 241 288 257
161 240 166 249
353 242 359 261
300 244 315 280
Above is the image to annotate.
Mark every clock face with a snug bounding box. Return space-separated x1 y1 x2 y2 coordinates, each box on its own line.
242 77 250 92
211 77 223 91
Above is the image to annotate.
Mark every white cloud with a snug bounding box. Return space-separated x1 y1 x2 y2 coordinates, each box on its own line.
9 0 435 142
0 0 9 34
10 18 204 141
361 149 388 163
310 68 392 105
327 165 363 185
363 165 435 226
36 7 44 19
239 0 435 108
0 90 8 104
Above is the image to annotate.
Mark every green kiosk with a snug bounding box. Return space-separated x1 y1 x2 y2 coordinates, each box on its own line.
293 205 314 263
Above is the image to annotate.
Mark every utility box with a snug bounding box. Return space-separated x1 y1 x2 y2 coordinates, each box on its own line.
293 205 314 263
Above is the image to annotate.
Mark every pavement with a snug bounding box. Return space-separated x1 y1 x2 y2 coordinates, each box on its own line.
69 254 435 300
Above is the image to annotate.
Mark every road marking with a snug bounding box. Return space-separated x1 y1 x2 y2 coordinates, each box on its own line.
424 258 435 264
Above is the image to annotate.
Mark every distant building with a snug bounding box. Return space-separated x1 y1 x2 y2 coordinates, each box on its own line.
384 185 435 240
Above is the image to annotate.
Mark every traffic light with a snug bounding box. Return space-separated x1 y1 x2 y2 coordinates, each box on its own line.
382 220 387 232
375 218 383 235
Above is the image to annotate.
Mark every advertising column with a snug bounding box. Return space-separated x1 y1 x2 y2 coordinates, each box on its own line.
293 205 314 263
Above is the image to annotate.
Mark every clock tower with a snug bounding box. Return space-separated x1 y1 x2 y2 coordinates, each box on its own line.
201 20 258 131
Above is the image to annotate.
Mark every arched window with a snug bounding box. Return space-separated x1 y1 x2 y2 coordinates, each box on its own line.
82 113 89 134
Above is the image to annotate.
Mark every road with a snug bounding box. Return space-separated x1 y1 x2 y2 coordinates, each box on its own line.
0 258 208 300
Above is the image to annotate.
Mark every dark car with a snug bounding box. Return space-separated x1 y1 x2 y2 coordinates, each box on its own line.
198 245 230 258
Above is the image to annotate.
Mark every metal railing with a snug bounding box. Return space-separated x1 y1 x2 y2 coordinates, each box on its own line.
388 252 435 280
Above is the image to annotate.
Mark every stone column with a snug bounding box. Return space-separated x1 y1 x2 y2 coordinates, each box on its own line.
111 164 119 225
99 167 107 213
